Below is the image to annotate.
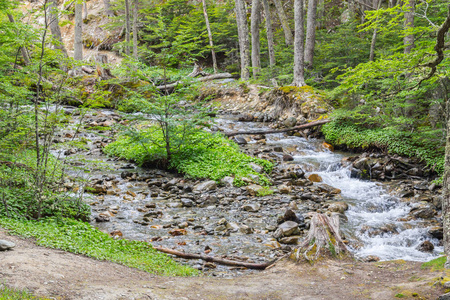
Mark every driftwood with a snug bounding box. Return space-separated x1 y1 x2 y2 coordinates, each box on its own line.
155 246 276 270
224 119 331 137
296 213 350 261
156 64 234 91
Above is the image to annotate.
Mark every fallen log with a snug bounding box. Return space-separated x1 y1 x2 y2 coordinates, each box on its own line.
154 246 276 270
156 72 234 91
224 119 331 137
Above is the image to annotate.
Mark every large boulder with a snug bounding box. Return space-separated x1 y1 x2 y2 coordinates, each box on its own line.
193 180 217 193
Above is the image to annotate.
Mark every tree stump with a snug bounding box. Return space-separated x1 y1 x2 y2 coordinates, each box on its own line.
295 212 351 261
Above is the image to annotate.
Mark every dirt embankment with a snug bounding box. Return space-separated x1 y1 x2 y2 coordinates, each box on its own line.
0 228 446 300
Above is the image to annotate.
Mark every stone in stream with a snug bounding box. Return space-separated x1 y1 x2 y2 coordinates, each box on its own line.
307 174 322 183
242 203 261 212
408 203 437 220
328 202 349 214
193 180 217 193
278 184 292 194
416 240 434 253
276 221 300 237
180 198 195 207
428 226 443 239
317 183 341 195
0 240 15 251
282 154 294 161
249 162 263 174
283 116 297 128
233 136 247 145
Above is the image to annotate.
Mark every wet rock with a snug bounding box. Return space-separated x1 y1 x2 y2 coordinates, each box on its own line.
273 146 283 152
221 176 234 187
409 204 437 219
95 214 110 222
416 240 434 253
120 171 133 179
110 230 123 238
169 228 187 236
279 236 301 245
233 137 247 145
322 142 334 152
246 184 264 196
317 183 341 194
362 255 380 262
289 168 305 179
277 221 300 237
283 154 294 161
181 198 195 207
167 202 182 208
278 184 291 194
283 117 297 128
193 180 217 193
88 184 107 194
328 202 349 214
238 113 254 122
0 240 15 251
239 225 254 234
307 174 322 183
428 226 443 239
242 203 261 212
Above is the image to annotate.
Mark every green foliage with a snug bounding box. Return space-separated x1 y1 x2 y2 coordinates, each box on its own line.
0 217 198 276
421 256 446 271
256 186 274 197
0 285 47 300
105 128 272 186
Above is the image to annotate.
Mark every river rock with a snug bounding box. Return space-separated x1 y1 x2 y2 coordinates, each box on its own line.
0 240 15 251
362 255 380 262
279 236 301 245
233 137 247 145
278 184 292 194
317 183 341 194
283 154 294 161
193 180 217 192
283 117 297 128
328 202 349 213
242 203 261 212
277 221 300 237
428 226 443 239
308 174 323 183
246 184 264 196
281 209 304 225
221 176 234 187
239 225 254 234
249 162 263 174
409 203 437 219
181 198 195 207
416 240 434 252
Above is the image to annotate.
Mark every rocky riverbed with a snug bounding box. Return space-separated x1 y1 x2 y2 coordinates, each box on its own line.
50 105 444 276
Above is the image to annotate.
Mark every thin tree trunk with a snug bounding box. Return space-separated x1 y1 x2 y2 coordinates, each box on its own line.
202 0 218 73
369 0 382 61
445 117 450 265
83 0 88 20
74 3 83 61
403 0 415 54
235 0 251 80
48 0 68 57
316 0 324 29
304 0 317 69
125 0 131 56
262 0 275 67
292 0 305 87
251 0 262 78
273 0 293 46
225 119 330 136
6 14 31 65
132 0 138 59
103 0 114 17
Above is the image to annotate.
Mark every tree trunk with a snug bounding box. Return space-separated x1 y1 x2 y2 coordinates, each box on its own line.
251 0 262 78
202 0 218 73
125 0 131 56
273 0 293 46
304 0 317 69
6 14 31 65
103 0 114 17
369 0 382 61
74 3 83 61
403 0 415 54
235 0 251 80
132 0 138 59
48 0 68 57
262 0 276 85
292 0 305 87
224 119 330 136
83 1 88 20
445 117 450 265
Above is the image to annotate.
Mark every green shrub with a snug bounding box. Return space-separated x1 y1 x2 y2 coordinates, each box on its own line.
104 128 273 186
0 218 198 276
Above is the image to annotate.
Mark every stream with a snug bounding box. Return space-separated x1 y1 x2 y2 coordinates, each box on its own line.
52 107 442 276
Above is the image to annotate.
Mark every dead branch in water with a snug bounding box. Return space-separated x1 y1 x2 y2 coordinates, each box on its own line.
154 246 276 270
224 119 331 137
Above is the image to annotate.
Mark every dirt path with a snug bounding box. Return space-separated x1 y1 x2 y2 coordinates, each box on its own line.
0 229 446 300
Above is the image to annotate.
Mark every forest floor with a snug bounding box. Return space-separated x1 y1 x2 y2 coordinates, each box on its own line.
0 228 447 300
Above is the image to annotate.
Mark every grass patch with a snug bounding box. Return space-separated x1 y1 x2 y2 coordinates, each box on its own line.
0 285 48 300
0 218 198 276
421 256 446 271
104 128 273 186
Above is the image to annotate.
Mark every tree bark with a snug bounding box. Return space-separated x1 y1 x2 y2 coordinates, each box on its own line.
48 0 68 57
202 0 218 73
262 0 275 68
74 3 83 61
83 0 88 20
224 119 330 136
251 0 262 78
155 247 276 270
132 0 138 59
235 0 251 80
369 0 382 61
273 0 293 46
403 0 415 54
125 0 131 56
292 0 305 87
304 0 317 69
103 0 114 17
6 14 31 65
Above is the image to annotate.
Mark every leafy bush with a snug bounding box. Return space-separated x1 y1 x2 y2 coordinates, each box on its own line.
0 217 198 276
104 128 273 186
